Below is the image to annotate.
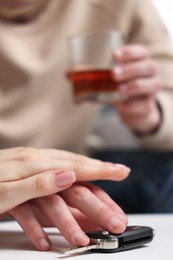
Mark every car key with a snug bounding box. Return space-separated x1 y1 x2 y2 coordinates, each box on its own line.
58 225 155 256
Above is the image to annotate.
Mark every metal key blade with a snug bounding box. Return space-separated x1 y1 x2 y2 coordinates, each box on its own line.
58 244 99 256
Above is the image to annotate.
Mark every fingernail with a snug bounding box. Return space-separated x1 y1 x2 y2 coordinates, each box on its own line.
55 171 76 187
39 238 50 250
110 216 123 229
114 50 123 58
113 67 123 78
107 163 131 172
117 213 128 223
74 232 89 246
106 163 131 181
113 164 131 173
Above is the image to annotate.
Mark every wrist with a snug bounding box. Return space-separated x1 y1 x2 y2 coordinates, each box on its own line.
133 101 162 137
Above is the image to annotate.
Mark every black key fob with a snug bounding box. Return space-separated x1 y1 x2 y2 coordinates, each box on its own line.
85 225 155 253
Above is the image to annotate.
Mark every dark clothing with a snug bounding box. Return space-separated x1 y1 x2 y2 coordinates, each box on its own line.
93 150 173 213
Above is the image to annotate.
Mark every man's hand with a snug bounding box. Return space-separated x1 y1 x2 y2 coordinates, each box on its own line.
9 182 128 251
112 44 163 134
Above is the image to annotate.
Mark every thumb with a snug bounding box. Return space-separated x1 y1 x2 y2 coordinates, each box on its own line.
28 170 76 198
0 170 76 214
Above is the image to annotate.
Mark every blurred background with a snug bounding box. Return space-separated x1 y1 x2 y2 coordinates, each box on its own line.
153 0 173 39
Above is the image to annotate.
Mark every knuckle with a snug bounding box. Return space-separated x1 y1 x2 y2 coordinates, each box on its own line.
74 162 84 174
26 223 42 236
75 157 88 169
15 147 26 153
72 184 90 198
145 100 153 113
138 45 150 57
19 154 34 163
80 155 90 163
135 45 149 57
63 219 75 230
10 203 28 216
155 78 163 90
17 147 39 163
144 47 150 57
16 147 34 154
98 206 110 218
149 59 158 74
87 183 101 194
131 79 140 89
35 175 47 195
44 194 63 207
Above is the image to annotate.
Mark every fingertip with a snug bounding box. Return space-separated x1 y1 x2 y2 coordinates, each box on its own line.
118 169 130 181
117 213 128 225
109 216 127 234
73 231 90 247
39 238 51 251
113 48 124 61
113 163 131 172
105 163 131 181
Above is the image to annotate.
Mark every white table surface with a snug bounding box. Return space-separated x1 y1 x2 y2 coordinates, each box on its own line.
0 214 173 260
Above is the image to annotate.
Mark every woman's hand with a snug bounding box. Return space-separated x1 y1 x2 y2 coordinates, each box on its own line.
113 44 163 134
0 147 130 250
0 147 130 214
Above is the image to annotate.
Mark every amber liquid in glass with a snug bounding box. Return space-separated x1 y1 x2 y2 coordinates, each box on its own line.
67 69 119 102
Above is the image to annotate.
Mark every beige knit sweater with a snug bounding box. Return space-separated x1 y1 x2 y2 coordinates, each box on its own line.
0 0 173 152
